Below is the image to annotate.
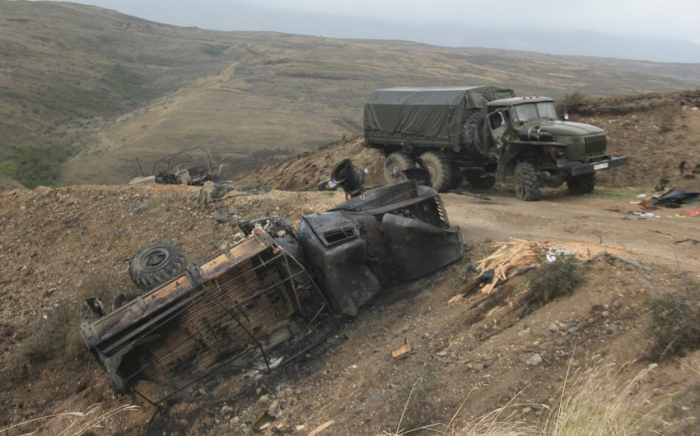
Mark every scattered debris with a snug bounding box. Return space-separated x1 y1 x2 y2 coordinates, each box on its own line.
651 187 700 208
674 238 700 245
307 420 335 436
391 339 412 360
628 211 660 218
546 247 579 263
474 240 549 294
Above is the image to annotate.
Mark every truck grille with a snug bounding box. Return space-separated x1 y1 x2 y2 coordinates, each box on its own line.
585 135 607 155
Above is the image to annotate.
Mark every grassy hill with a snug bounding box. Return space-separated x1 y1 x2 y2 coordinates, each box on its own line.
2 1 700 187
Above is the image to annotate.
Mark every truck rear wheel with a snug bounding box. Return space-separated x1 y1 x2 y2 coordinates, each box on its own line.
383 152 415 184
420 151 452 192
567 172 596 195
129 242 188 292
514 161 542 201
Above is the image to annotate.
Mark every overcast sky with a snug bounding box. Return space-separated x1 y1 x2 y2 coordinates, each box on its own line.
238 0 700 44
65 0 700 62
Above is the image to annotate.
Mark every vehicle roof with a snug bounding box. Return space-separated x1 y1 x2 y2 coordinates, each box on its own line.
369 86 515 107
488 96 554 106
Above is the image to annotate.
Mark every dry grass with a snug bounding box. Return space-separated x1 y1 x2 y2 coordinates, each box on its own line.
0 403 139 435
382 358 669 436
648 276 700 360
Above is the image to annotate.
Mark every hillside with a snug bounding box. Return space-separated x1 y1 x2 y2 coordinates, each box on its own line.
2 2 700 188
1 175 700 435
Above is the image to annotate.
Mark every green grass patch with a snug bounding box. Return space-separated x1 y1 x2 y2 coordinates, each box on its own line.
0 143 71 188
102 64 148 101
595 187 650 199
201 43 229 56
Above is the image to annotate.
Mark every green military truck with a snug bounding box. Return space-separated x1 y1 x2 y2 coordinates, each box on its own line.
364 86 628 200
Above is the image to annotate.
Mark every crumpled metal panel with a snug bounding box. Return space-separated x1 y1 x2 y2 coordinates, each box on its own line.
381 213 464 281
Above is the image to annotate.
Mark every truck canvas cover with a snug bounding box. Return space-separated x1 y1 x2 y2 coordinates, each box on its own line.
364 86 515 139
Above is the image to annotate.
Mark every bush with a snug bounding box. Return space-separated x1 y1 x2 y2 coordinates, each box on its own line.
528 255 584 305
648 277 700 360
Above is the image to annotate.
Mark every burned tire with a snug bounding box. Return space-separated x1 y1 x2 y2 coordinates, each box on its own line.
419 151 452 192
514 161 541 201
383 152 415 184
128 242 187 292
468 174 496 190
567 172 596 195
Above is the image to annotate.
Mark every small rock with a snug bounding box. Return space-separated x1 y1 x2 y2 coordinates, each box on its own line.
258 394 270 403
601 310 610 318
517 329 531 338
221 405 233 415
436 351 448 357
549 323 559 333
135 203 148 214
527 354 543 366
473 363 484 371
390 383 399 389
216 210 230 224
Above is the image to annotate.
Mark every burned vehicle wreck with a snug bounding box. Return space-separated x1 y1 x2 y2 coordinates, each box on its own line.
80 180 463 405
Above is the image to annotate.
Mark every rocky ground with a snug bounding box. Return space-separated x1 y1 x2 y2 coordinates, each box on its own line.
1 91 700 435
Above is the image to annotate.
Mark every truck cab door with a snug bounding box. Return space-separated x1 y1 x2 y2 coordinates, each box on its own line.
486 109 509 157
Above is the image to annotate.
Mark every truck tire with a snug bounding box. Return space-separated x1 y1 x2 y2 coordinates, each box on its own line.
514 161 542 201
567 172 596 195
463 112 485 155
468 174 496 190
129 242 188 292
420 151 452 192
383 152 415 184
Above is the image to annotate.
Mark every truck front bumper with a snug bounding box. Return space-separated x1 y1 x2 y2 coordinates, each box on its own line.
557 156 629 176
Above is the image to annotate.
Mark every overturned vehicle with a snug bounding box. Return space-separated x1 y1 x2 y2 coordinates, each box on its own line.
80 180 464 405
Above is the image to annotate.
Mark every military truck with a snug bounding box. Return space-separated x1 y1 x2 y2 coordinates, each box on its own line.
364 86 629 200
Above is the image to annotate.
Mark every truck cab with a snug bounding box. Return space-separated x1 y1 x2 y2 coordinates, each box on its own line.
483 96 628 200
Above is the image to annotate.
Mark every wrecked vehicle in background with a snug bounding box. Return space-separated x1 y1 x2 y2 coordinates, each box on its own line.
80 179 464 405
128 146 222 186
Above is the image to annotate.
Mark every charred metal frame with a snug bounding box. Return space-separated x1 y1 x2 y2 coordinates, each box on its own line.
80 232 333 407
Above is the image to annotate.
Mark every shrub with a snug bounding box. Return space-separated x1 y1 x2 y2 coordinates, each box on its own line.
0 143 71 188
648 277 700 360
528 255 584 305
563 91 586 113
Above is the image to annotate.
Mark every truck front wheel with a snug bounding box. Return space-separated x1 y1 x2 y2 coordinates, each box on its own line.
567 172 596 195
383 152 415 184
514 161 542 201
420 151 452 192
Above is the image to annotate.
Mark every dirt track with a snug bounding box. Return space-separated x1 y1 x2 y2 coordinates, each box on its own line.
446 189 700 275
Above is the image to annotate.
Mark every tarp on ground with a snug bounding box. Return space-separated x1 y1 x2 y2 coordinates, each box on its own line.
364 86 515 139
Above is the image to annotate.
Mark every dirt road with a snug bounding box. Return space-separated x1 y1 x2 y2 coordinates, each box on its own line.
445 189 700 275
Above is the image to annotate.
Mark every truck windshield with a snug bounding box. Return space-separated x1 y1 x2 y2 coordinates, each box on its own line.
513 102 557 123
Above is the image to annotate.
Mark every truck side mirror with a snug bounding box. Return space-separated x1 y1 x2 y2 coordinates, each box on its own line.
561 104 569 120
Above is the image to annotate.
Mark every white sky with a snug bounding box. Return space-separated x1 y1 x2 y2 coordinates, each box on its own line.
237 0 700 44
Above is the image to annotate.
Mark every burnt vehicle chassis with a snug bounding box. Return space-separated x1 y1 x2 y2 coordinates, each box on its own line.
80 181 464 407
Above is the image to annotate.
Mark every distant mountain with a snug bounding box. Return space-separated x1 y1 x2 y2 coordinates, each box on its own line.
74 0 700 63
